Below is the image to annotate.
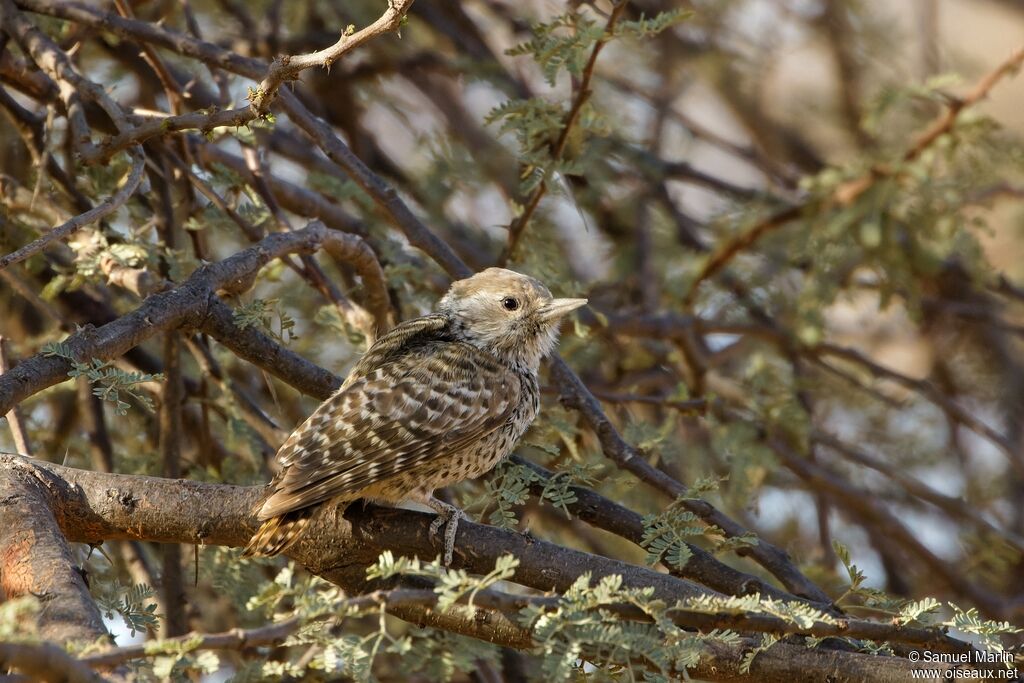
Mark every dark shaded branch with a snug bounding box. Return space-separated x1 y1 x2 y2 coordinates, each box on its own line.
509 455 815 607
198 296 343 399
548 357 832 604
0 0 145 270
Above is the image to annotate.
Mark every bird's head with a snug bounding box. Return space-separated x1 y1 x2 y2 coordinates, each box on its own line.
438 268 587 371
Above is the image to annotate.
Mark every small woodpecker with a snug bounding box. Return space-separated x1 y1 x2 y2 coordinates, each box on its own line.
244 268 587 564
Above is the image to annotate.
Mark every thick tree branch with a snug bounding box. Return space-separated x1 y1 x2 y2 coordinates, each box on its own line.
0 461 108 644
0 453 978 670
2 455 720 626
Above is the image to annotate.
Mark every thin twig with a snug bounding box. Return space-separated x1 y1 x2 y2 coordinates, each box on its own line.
248 0 416 115
72 0 417 165
499 1 630 264
0 336 31 455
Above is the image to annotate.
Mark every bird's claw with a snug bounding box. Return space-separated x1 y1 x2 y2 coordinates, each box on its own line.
427 498 464 566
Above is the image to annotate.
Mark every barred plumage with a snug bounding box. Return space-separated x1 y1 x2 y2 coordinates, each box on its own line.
243 268 586 562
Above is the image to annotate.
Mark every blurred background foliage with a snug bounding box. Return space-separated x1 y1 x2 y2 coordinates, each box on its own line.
2 0 1024 679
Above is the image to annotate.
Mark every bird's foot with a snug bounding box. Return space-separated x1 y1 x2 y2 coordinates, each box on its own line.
427 497 465 566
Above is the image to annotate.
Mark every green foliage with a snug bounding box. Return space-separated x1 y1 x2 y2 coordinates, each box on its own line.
471 461 538 529
386 628 501 682
233 298 298 345
367 551 519 612
490 7 685 198
506 10 687 87
145 636 221 680
538 464 594 517
739 633 780 675
199 547 271 625
831 543 1020 652
897 597 942 625
833 540 867 597
233 554 520 681
831 540 914 618
640 505 700 570
614 10 691 39
506 13 606 87
862 73 964 138
520 572 741 679
41 341 162 415
466 460 596 529
485 99 573 188
96 583 160 638
680 593 841 630
944 606 1023 653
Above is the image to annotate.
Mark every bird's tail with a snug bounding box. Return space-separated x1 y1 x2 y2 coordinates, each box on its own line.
242 509 313 557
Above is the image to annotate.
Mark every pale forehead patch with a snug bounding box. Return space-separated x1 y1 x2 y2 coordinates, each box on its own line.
447 268 551 302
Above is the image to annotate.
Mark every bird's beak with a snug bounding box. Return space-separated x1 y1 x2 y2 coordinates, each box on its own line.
540 298 588 323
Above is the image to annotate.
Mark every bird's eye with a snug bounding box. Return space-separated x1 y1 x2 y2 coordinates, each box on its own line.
501 296 520 311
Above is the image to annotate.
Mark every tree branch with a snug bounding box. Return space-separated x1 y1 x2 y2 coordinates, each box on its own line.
249 0 416 115
3 452 714 604
58 0 417 165
0 453 978 674
0 460 108 644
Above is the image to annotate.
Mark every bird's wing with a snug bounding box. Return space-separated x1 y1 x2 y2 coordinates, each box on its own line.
257 338 519 520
